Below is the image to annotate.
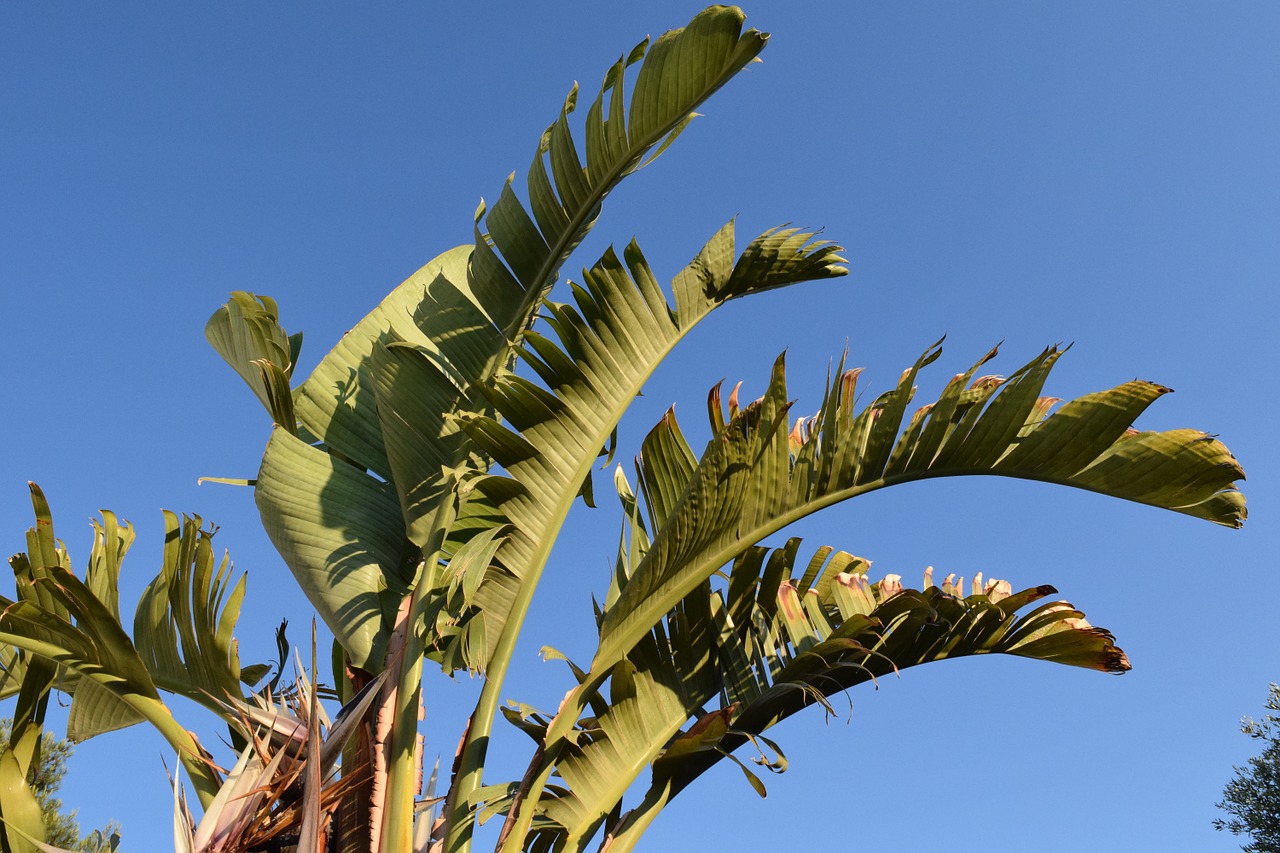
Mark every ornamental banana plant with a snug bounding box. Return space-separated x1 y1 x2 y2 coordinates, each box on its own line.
0 5 1247 853
199 5 1243 851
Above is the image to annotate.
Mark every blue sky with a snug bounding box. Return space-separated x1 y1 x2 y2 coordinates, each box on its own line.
2 2 1277 850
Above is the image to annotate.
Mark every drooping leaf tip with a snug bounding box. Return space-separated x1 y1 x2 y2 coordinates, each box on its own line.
1104 643 1133 674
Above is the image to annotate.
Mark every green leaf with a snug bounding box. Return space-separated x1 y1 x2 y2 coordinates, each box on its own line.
523 540 1131 851
66 676 143 742
506 342 1242 844
132 511 254 711
205 291 298 426
255 429 413 670
85 510 135 623
481 6 768 345
0 747 47 853
454 223 844 670
461 215 849 677
0 646 30 702
0 571 219 805
368 341 478 548
292 244 475 480
643 561 1130 808
593 344 1243 689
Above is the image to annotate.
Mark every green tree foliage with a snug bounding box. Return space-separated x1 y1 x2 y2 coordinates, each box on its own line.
0 720 120 853
1216 685 1280 852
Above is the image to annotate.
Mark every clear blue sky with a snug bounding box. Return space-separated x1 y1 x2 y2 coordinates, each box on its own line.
3 3 1277 851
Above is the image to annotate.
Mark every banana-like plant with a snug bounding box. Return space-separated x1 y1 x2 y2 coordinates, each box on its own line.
0 6 1246 853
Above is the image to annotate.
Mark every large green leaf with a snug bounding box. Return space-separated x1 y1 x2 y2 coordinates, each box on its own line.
455 223 844 669
593 343 1244 687
470 5 768 347
255 430 414 670
290 245 474 479
500 539 1129 852
247 245 494 670
602 563 1129 852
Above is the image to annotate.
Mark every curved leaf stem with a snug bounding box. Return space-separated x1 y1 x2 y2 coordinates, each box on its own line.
440 543 552 853
379 487 457 851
